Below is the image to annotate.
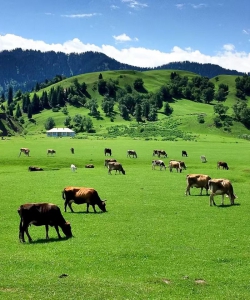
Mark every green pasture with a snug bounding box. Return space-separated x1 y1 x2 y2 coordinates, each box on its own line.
1 136 250 299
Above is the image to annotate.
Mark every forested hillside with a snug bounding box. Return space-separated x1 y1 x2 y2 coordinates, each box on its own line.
0 49 245 93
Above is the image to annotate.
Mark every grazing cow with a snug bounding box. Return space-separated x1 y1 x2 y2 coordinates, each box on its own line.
104 158 117 168
201 155 207 163
108 162 126 175
152 160 166 170
19 148 30 157
217 161 229 170
70 164 77 172
104 148 112 156
182 150 188 157
18 203 73 242
179 161 187 170
127 150 137 158
62 187 107 213
169 160 182 173
85 164 94 168
208 179 236 206
47 149 56 155
28 166 44 171
70 148 74 154
185 174 211 196
157 150 167 158
153 149 160 156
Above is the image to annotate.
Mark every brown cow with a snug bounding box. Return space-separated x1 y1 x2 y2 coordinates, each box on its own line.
169 160 183 173
127 150 137 158
108 162 125 175
157 150 167 158
104 158 117 168
28 166 44 171
18 203 72 242
104 148 112 156
153 149 160 156
47 149 56 155
62 187 107 213
217 161 229 170
185 174 211 196
208 179 237 206
19 148 30 157
85 164 94 168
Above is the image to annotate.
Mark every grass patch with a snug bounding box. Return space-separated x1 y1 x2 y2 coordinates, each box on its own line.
1 135 250 299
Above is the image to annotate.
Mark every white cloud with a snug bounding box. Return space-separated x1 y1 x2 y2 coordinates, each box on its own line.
190 3 207 9
111 5 119 9
113 33 138 43
243 29 250 35
0 34 249 73
61 13 100 18
121 0 148 9
176 4 185 9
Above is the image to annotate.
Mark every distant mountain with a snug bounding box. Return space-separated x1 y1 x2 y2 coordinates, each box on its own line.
0 49 245 93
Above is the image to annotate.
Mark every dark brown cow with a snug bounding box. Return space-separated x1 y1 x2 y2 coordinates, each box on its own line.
28 166 44 171
70 147 74 154
47 149 56 155
153 149 160 156
85 164 94 168
157 150 167 158
18 203 72 242
169 160 182 173
152 160 166 170
182 150 188 157
104 158 117 167
108 162 126 175
185 174 211 196
208 179 236 206
62 187 107 213
217 161 229 170
127 150 137 158
19 148 30 157
104 148 112 156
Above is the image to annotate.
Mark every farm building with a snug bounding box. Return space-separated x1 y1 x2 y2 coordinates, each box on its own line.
46 128 75 137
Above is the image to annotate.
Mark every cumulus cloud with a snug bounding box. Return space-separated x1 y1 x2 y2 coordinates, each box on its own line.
190 3 207 9
113 33 138 43
0 34 249 73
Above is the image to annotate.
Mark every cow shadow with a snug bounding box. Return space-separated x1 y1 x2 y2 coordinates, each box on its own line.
29 237 70 244
73 211 107 214
216 203 241 208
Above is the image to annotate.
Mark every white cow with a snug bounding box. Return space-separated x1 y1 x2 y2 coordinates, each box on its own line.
71 164 77 172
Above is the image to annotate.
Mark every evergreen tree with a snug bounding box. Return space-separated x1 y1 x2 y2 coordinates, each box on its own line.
27 104 33 119
44 117 56 130
32 93 40 114
164 102 173 116
7 86 13 106
15 103 22 118
135 104 142 123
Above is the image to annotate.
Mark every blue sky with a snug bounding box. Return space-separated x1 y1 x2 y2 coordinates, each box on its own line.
0 0 249 72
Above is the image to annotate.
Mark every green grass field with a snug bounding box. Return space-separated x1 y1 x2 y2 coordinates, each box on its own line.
1 135 250 299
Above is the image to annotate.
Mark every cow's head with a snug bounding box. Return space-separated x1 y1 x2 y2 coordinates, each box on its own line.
62 222 73 238
99 200 107 212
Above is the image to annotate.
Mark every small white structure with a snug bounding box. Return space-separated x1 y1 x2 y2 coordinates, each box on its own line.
71 164 77 172
200 155 207 163
46 128 75 137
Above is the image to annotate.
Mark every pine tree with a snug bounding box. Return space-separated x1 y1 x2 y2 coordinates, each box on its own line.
15 103 22 118
7 86 13 106
27 104 32 119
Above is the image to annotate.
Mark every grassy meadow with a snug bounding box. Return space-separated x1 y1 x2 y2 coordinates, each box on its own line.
1 135 250 299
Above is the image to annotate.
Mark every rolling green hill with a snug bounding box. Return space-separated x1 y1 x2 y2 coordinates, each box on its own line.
3 70 250 141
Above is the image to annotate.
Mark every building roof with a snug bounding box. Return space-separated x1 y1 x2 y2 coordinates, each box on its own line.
46 128 75 133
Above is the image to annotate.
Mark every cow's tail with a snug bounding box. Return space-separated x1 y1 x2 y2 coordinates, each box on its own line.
62 190 66 200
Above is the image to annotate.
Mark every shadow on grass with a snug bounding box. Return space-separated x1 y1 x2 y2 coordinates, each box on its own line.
73 211 107 214
27 236 71 244
216 203 241 208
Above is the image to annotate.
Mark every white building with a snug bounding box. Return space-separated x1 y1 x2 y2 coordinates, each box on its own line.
46 128 75 137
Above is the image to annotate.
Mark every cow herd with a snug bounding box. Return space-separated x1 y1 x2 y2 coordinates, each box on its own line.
17 145 237 243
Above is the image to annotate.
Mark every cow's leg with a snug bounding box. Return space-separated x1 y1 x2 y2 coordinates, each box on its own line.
19 220 25 242
45 225 50 239
68 202 74 213
54 225 62 239
23 224 32 242
86 203 90 213
200 187 203 195
92 205 97 213
185 185 190 196
210 194 216 206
